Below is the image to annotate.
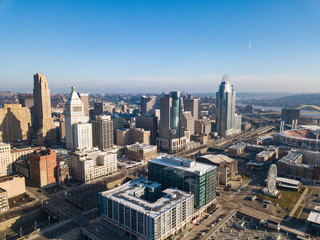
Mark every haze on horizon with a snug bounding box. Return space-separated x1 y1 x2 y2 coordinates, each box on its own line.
0 0 319 94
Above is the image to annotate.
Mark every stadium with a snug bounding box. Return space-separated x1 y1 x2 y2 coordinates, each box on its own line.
278 128 320 151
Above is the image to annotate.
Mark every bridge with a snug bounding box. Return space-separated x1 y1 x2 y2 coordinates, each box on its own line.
296 105 320 111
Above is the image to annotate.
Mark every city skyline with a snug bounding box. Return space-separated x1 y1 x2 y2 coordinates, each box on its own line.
1 0 320 93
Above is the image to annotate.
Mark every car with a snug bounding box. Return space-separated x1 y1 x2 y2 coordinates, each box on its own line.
211 223 215 227
263 204 269 209
265 200 271 204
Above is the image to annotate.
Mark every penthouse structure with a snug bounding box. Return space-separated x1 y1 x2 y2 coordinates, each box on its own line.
70 148 117 182
148 155 216 209
99 178 194 240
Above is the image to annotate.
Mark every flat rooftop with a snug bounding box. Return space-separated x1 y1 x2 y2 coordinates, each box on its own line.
150 154 216 175
308 211 320 225
101 178 192 218
198 154 235 164
276 177 301 186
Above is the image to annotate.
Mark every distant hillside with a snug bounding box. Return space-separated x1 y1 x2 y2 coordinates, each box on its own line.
195 92 293 99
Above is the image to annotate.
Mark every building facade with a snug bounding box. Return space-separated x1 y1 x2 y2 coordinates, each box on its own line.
116 128 151 146
184 98 199 120
136 116 158 145
0 104 32 143
124 143 157 163
216 74 241 137
91 115 114 151
29 149 57 188
99 178 194 240
140 96 157 116
148 155 216 209
0 143 12 177
0 174 26 198
0 188 9 212
70 148 117 182
33 73 56 144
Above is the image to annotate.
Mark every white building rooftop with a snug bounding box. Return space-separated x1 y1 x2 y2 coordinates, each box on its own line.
308 211 320 225
150 154 216 175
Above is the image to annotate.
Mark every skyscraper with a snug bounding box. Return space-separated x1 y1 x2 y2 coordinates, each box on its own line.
216 75 241 136
78 92 89 117
65 87 92 150
140 96 156 115
184 98 199 120
33 73 56 144
157 91 188 153
91 115 114 151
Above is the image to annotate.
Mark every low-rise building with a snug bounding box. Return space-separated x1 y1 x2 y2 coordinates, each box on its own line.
228 143 246 155
255 150 276 162
194 119 211 135
124 143 157 163
70 148 117 182
99 178 194 240
0 174 25 198
196 154 237 185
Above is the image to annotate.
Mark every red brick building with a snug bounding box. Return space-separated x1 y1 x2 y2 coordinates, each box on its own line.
29 149 57 188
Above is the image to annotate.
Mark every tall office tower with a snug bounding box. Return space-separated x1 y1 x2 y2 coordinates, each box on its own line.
91 115 114 151
33 73 56 144
216 74 241 137
281 108 300 125
18 93 34 108
78 93 89 117
92 102 114 120
0 104 32 143
65 87 92 150
184 98 199 120
0 143 12 177
140 95 156 115
182 111 194 135
157 91 187 153
148 155 216 209
29 149 57 188
136 116 158 145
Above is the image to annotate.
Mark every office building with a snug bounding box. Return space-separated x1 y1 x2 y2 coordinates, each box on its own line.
184 98 199 120
78 92 89 117
157 91 188 153
195 119 211 135
29 149 57 188
92 115 114 151
124 143 157 163
216 74 241 136
0 188 9 212
93 102 114 119
65 87 92 150
0 104 32 143
182 111 194 135
0 174 26 198
33 73 56 144
116 128 150 146
140 96 157 115
99 178 194 240
136 116 158 145
112 116 125 145
18 93 34 108
0 143 12 177
70 148 117 182
148 155 216 209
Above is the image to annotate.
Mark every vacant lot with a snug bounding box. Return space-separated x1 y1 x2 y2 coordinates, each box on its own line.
261 188 302 211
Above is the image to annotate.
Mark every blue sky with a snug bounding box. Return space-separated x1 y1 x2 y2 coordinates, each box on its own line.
0 0 320 93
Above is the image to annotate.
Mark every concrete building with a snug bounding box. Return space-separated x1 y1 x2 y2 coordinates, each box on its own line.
112 116 125 145
78 92 89 117
11 146 46 163
0 188 9 212
18 93 34 108
33 73 56 144
91 115 113 151
70 148 117 182
216 74 241 137
57 159 70 185
0 143 12 177
255 150 276 162
148 155 216 209
65 87 92 151
182 111 194 135
93 102 114 119
228 143 246 155
157 92 188 153
136 116 158 145
281 108 300 125
116 128 150 146
29 149 57 188
124 143 157 163
196 154 237 185
99 178 194 240
140 96 157 115
0 104 32 143
184 98 199 120
0 174 26 198
194 119 211 135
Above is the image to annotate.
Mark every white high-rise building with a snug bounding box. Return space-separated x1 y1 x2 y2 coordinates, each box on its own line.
65 87 92 151
216 75 242 137
0 143 12 177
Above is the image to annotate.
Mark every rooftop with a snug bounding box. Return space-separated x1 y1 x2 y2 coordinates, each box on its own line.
198 154 235 164
308 211 320 225
126 143 157 150
101 178 192 218
150 154 215 175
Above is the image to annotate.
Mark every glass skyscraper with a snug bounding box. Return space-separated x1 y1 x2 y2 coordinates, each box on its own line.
148 155 216 209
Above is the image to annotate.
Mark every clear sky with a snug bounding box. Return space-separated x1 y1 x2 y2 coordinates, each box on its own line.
0 0 320 93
